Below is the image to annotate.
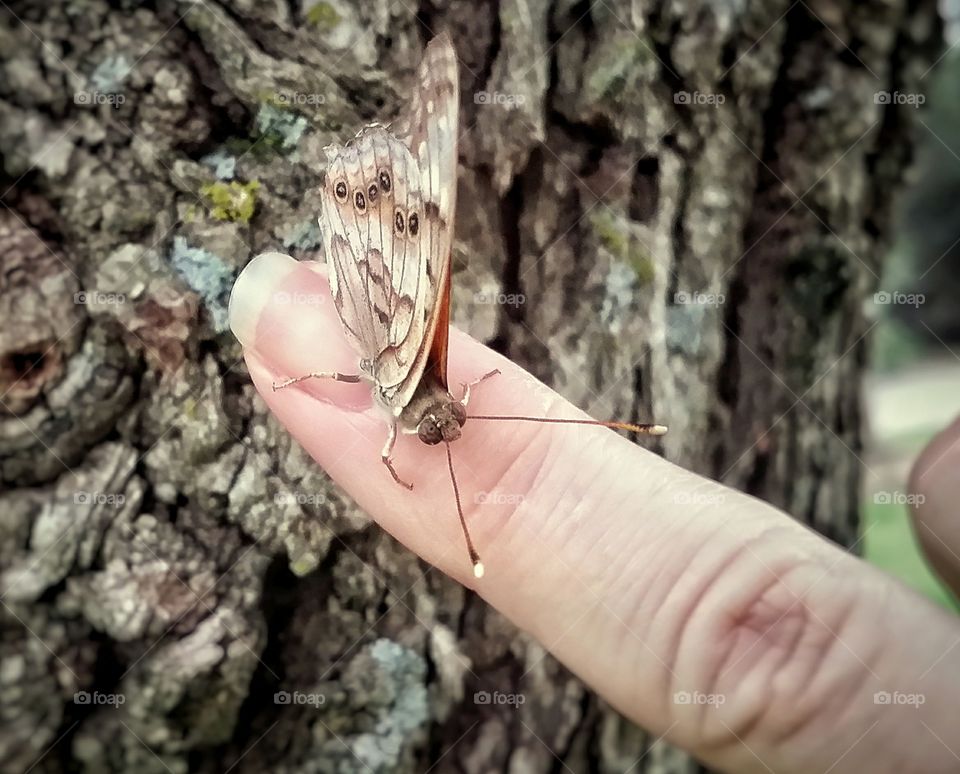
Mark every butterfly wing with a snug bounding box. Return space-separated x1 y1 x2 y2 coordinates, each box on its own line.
390 32 460 391
320 33 460 409
320 128 431 404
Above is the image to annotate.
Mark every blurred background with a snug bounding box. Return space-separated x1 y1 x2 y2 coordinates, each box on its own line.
864 28 960 612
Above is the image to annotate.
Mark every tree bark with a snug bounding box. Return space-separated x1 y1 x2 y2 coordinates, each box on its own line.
0 1 940 772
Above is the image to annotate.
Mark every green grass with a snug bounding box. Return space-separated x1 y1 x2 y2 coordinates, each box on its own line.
862 499 960 612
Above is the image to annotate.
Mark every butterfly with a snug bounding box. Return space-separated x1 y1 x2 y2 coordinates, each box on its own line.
274 33 666 578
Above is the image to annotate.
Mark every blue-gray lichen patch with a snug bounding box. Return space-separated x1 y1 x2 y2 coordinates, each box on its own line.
169 236 234 333
90 53 132 93
200 149 237 180
281 219 323 250
255 103 308 151
337 638 429 770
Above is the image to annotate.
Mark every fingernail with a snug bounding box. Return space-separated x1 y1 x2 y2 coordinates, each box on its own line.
229 251 299 348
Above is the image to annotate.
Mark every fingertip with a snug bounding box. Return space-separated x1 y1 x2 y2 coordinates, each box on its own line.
910 414 960 496
230 253 362 402
228 251 300 349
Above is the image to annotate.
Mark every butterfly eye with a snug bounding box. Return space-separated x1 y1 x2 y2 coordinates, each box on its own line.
378 169 391 193
367 183 378 203
334 180 348 202
354 191 366 211
417 417 441 445
407 212 419 237
394 209 405 234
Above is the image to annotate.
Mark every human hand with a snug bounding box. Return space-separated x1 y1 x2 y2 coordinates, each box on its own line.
229 251 960 774
910 415 960 597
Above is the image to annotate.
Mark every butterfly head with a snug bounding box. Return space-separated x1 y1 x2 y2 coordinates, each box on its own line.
417 399 467 445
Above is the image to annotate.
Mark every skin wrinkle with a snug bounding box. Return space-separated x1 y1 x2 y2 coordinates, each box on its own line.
543 441 642 618
662 528 755 699
470 404 665 642
631 481 756 654
596 528 693 721
670 539 815 747
703 557 876 765
458 377 561 493
707 567 810 753
469 396 598 596
575 477 645 597
766 592 867 749
597 497 702 698
520 437 702 712
459 414 554 545
766 599 882 771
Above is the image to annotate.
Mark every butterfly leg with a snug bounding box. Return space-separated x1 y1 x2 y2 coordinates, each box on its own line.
459 369 501 407
381 421 414 490
272 371 362 391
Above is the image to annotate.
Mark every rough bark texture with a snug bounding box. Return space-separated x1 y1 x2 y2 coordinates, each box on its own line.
0 1 940 772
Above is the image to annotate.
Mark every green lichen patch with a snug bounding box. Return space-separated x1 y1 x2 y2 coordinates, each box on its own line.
589 210 655 285
582 31 654 106
305 2 341 29
591 209 628 255
199 180 260 223
223 137 271 161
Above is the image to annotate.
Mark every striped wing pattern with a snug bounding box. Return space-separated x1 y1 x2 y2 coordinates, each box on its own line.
391 33 460 389
319 33 460 410
321 129 427 401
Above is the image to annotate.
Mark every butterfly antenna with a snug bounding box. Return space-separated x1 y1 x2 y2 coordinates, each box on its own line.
445 442 484 578
467 415 668 435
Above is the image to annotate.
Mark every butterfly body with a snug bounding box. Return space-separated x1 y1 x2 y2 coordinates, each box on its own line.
397 374 466 445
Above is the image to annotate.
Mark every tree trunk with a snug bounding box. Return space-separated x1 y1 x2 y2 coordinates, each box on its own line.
0 1 940 772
